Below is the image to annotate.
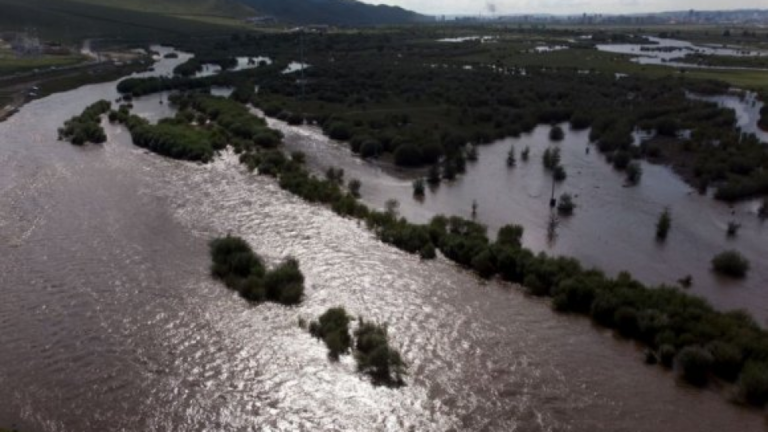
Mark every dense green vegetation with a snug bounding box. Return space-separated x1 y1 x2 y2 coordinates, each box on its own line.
712 250 750 279
308 307 407 386
111 92 281 162
309 307 352 360
354 319 407 387
58 100 110 145
557 193 575 216
209 235 304 305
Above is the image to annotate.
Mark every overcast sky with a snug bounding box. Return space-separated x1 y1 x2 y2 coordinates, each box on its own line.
361 0 767 15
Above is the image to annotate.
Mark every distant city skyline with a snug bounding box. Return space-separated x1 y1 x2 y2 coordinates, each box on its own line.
361 0 768 16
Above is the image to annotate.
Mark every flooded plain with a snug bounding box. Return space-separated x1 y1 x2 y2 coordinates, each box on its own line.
269 116 768 323
1 50 767 432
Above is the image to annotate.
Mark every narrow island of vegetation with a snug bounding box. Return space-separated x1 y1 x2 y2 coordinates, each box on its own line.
309 307 407 387
58 100 111 145
209 235 305 305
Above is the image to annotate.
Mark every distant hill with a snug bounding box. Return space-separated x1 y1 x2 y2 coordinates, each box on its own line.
76 0 255 17
238 0 427 25
0 0 246 41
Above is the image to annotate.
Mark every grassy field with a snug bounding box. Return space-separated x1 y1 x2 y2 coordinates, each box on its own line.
0 0 244 43
0 55 87 76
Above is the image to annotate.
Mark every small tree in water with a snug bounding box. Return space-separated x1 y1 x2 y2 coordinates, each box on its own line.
712 250 750 279
385 199 400 217
427 164 441 186
521 146 530 162
466 144 478 162
656 208 671 241
557 193 575 216
759 198 768 220
727 221 741 238
348 179 362 198
507 146 516 167
549 125 565 142
412 178 426 198
626 162 643 186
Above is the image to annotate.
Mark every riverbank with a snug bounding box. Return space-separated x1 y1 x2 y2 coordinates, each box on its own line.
0 55 149 123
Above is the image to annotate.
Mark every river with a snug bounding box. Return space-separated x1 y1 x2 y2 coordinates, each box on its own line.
595 36 768 69
0 49 766 432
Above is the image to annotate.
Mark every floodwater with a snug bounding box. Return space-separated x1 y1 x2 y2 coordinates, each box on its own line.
596 36 768 69
688 90 768 143
1 49 767 432
268 118 768 324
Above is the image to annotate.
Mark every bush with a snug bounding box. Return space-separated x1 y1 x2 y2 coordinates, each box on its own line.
707 341 743 382
557 193 575 216
659 344 676 368
354 319 407 386
263 258 305 305
626 162 642 185
676 346 714 386
309 307 353 360
209 236 304 306
348 179 362 198
656 208 671 241
359 140 382 159
549 125 565 141
59 100 111 145
497 224 524 248
738 362 768 406
412 178 426 197
394 144 423 167
711 250 750 278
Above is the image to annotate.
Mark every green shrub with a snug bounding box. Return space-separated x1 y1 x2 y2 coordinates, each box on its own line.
209 236 304 306
707 341 743 382
656 208 671 241
309 307 353 360
354 319 406 386
712 250 750 278
263 258 305 305
549 125 565 141
676 346 714 387
738 361 768 406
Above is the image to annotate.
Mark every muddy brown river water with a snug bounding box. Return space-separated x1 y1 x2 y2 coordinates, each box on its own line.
0 48 766 432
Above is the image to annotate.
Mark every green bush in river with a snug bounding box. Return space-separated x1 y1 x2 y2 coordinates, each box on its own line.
712 250 750 279
354 319 407 387
209 236 304 306
309 307 353 361
59 100 111 145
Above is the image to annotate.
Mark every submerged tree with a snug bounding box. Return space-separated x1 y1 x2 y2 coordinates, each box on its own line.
348 179 362 198
557 193 576 216
656 208 672 241
712 250 750 279
309 307 353 361
521 146 530 162
626 162 643 186
412 178 426 198
507 146 516 167
354 319 407 386
549 125 565 142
